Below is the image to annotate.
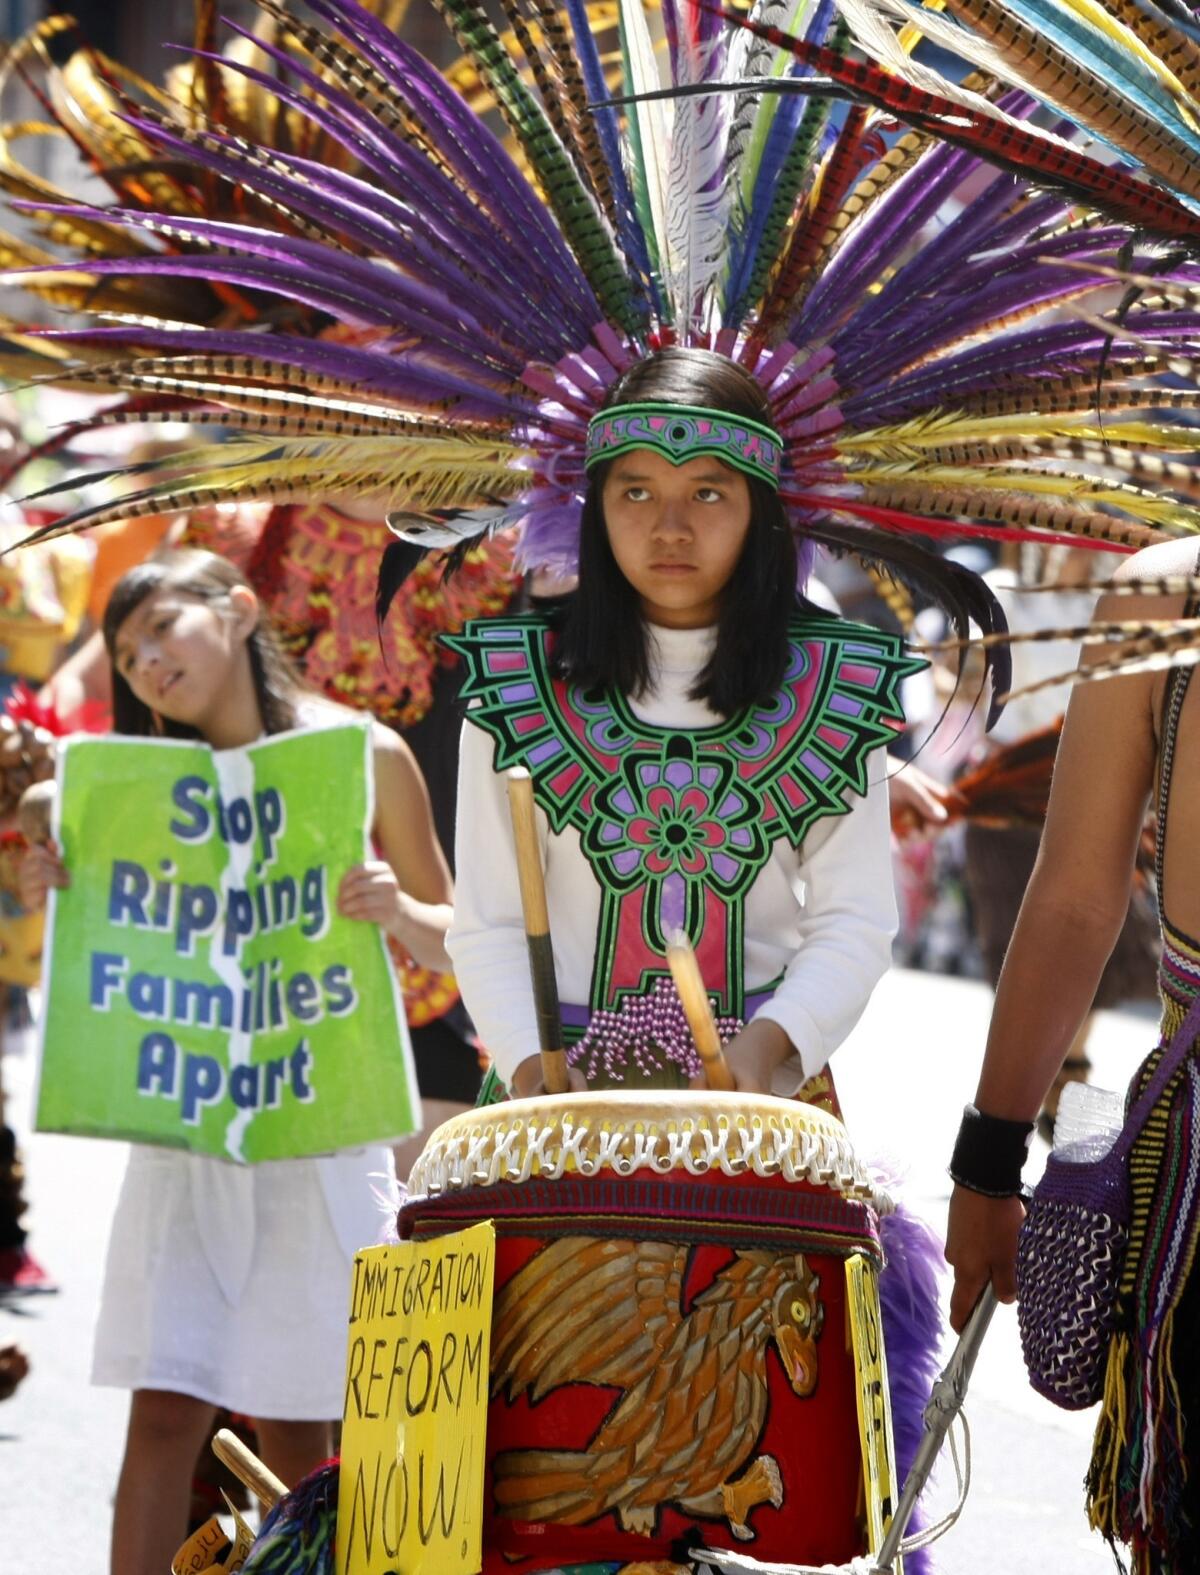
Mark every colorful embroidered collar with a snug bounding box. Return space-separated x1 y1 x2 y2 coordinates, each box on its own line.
447 612 921 1048
585 403 783 489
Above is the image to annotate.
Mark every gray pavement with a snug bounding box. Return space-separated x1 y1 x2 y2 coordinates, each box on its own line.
1 967 1151 1572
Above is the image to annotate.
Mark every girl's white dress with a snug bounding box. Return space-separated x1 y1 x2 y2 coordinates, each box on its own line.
91 1146 392 1417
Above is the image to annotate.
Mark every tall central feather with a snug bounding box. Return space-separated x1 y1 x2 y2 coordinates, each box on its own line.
664 0 730 332
618 0 673 299
725 0 796 183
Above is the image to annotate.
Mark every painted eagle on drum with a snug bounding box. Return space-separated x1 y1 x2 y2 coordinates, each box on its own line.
489 1238 824 1541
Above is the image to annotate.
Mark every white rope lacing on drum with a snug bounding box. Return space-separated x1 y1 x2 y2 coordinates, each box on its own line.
694 1412 972 1575
409 1109 895 1213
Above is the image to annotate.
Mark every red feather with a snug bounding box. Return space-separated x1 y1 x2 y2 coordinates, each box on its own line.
779 491 1136 552
760 106 877 335
952 720 1061 826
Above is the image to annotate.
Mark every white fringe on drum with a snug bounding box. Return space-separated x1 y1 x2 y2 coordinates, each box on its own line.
407 1093 893 1211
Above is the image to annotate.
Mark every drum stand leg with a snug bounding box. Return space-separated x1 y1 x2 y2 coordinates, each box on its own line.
874 1285 997 1571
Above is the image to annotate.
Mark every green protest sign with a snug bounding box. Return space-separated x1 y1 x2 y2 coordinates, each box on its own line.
36 722 420 1161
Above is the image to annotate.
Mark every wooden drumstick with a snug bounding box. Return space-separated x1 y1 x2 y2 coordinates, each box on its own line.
506 768 569 1095
665 928 735 1091
212 1427 287 1510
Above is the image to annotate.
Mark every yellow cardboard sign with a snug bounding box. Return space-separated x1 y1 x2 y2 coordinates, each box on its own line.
337 1224 495 1575
845 1252 903 1573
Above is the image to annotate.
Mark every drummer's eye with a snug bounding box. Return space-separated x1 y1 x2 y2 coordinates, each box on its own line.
791 1299 810 1330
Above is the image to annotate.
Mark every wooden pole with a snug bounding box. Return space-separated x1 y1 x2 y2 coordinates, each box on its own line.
665 928 736 1091
212 1427 287 1510
505 768 569 1095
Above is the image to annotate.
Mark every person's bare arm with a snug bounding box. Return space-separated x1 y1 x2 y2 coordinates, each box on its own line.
335 723 454 970
946 583 1166 1329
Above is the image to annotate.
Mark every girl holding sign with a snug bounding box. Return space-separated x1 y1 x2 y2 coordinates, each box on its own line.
21 548 453 1575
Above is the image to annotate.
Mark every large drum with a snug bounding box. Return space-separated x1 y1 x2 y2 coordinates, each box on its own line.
399 1091 898 1573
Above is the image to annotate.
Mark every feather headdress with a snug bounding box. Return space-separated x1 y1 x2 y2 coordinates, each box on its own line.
8 0 1200 709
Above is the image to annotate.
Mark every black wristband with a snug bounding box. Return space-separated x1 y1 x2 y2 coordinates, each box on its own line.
948 1104 1034 1198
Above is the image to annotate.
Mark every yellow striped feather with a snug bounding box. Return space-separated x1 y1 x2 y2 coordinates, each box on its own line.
853 477 1166 548
16 436 533 544
848 460 1200 530
842 416 1200 456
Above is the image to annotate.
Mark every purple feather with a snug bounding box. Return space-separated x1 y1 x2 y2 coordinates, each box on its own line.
202 22 598 332
794 530 815 593
256 154 579 357
849 260 1140 393
846 315 1200 422
833 188 1074 376
514 500 584 576
847 184 1065 353
291 0 601 324
33 326 535 422
118 111 569 354
879 1202 947 1575
798 90 1040 345
12 205 530 379
135 119 571 359
798 139 981 345
196 29 594 326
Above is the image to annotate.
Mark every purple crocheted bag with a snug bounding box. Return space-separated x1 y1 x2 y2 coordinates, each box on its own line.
1016 992 1200 1410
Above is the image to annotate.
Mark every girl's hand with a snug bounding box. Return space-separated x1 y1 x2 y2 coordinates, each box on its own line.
510 1052 587 1099
699 1018 793 1095
945 1184 1025 1332
336 860 406 938
18 839 69 914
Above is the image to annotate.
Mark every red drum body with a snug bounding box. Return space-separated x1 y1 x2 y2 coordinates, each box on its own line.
399 1092 895 1574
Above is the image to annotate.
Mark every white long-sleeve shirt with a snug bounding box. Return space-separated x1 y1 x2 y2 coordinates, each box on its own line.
447 623 898 1094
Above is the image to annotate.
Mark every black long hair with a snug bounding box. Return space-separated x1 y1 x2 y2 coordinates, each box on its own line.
547 347 806 717
102 549 302 739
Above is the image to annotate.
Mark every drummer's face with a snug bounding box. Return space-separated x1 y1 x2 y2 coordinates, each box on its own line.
603 450 752 630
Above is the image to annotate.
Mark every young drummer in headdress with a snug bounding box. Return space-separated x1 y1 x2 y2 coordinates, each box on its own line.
447 344 919 1106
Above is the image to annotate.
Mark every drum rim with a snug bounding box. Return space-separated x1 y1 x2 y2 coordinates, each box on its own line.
406 1090 894 1212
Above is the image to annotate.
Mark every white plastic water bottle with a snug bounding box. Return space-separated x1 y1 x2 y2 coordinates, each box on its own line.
1052 1079 1125 1162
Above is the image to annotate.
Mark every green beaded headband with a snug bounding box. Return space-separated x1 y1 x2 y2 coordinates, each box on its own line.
584 402 783 490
